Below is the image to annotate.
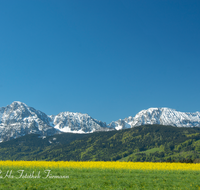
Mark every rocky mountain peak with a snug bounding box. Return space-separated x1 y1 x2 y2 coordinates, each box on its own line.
1 101 200 143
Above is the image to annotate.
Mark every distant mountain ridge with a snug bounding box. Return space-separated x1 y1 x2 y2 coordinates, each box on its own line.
0 101 111 142
109 107 200 130
0 101 200 142
49 111 109 133
0 101 58 142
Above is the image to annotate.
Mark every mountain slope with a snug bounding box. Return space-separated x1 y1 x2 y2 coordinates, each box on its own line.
1 125 200 162
37 125 200 161
32 125 200 162
109 108 200 130
0 101 58 142
0 101 112 142
1 102 200 143
0 133 88 160
49 111 111 133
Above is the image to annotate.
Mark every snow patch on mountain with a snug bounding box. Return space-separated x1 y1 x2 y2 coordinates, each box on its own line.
49 111 110 133
108 107 200 130
1 101 200 143
0 101 58 142
0 101 112 142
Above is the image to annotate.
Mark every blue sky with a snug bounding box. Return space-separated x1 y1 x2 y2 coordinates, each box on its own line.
0 0 200 124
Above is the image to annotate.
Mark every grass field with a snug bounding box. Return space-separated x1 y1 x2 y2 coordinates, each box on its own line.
0 161 200 190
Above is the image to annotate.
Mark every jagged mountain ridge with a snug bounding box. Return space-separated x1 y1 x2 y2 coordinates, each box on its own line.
109 107 200 130
49 111 109 133
0 101 111 142
0 101 200 142
0 101 58 142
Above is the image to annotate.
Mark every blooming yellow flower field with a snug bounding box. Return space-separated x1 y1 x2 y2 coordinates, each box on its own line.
0 161 200 171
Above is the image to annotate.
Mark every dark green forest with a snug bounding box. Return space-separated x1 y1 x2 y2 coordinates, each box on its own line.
1 125 200 162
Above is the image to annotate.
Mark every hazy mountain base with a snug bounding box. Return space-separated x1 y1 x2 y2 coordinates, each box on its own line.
0 124 200 162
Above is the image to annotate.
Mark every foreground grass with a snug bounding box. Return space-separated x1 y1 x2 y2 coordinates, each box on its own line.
0 166 200 190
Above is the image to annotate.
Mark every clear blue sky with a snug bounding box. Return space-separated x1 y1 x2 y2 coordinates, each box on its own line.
0 0 200 124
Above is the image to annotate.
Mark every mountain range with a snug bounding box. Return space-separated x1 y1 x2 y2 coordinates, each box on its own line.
0 101 200 142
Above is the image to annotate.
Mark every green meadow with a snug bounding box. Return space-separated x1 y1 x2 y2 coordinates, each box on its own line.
0 166 200 190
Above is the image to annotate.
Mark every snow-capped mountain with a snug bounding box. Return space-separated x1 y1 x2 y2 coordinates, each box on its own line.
109 107 200 130
1 101 200 143
0 101 58 142
49 112 110 133
0 101 111 142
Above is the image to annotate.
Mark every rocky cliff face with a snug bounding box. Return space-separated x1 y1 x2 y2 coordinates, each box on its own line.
1 102 200 142
49 111 111 133
0 101 112 142
0 101 58 142
108 107 200 130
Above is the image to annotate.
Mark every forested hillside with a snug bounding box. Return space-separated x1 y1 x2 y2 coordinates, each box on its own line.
0 133 88 160
0 125 200 162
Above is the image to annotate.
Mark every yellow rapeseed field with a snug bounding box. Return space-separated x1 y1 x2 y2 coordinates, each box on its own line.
0 161 200 171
